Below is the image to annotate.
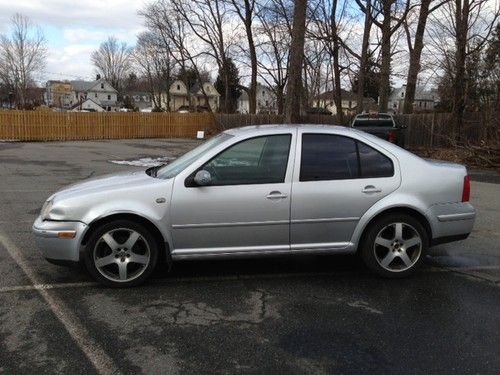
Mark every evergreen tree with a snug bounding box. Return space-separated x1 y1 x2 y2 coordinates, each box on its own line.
351 54 382 103
214 58 241 113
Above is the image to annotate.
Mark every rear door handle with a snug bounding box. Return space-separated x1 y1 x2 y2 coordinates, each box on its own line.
266 191 288 200
362 185 382 194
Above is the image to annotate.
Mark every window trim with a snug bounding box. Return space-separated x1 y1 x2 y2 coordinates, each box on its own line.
185 134 293 187
299 133 394 182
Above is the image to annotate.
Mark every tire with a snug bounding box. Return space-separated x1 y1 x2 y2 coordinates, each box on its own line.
360 214 428 278
84 219 159 287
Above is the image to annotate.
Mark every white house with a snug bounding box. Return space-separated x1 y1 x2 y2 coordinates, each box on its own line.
237 84 277 114
388 85 438 113
46 78 120 111
189 82 220 111
161 80 190 111
161 80 220 112
312 89 376 115
70 78 119 111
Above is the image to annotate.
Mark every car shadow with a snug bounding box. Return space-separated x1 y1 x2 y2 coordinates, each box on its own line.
151 253 368 282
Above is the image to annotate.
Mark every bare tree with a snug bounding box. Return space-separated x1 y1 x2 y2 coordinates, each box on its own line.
91 36 132 93
133 32 173 110
402 0 448 113
428 0 499 136
354 0 375 113
309 0 352 122
255 0 293 114
377 0 411 112
229 0 258 113
0 14 47 109
140 0 216 112
285 0 308 123
171 0 236 113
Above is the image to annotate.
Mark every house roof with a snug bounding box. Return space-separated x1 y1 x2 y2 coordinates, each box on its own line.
189 82 220 97
70 98 104 110
70 78 118 93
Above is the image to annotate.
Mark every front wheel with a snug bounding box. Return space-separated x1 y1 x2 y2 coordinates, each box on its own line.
84 220 159 287
360 214 428 278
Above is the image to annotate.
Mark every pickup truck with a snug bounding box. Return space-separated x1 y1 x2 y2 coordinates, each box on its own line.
350 113 406 147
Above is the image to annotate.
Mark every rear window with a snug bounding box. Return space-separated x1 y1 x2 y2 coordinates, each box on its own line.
352 115 394 128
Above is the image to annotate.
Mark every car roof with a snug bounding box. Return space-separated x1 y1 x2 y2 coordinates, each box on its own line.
224 124 356 136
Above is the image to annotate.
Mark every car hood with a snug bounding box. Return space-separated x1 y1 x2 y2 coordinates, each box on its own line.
44 169 173 223
51 170 159 201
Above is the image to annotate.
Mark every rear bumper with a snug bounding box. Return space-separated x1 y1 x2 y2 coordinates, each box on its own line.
427 202 475 245
32 216 87 263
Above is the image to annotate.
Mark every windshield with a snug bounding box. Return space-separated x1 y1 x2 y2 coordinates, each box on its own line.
156 133 233 179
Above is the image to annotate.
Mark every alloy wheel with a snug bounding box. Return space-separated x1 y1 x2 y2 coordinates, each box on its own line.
93 228 151 282
373 222 422 272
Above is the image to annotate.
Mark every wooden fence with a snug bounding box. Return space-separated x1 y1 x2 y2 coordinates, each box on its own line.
0 111 215 141
0 110 498 147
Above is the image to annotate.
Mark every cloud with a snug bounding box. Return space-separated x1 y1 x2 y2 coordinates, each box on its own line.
0 0 150 81
0 0 149 31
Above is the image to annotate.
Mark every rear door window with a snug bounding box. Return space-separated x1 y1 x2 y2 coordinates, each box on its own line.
299 133 394 181
300 134 359 181
358 142 394 177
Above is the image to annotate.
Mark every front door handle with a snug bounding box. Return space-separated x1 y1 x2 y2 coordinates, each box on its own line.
362 185 382 194
266 191 288 200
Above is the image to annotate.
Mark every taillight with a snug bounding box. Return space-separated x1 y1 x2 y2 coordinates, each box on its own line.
387 131 396 143
462 175 470 202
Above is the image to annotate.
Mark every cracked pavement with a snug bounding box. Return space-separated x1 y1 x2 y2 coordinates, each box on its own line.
0 139 499 374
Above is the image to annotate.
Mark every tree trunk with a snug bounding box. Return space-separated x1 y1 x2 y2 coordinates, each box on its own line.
285 0 308 123
453 0 469 139
403 0 431 114
378 1 392 113
277 87 284 115
356 0 372 114
246 12 258 114
331 0 344 123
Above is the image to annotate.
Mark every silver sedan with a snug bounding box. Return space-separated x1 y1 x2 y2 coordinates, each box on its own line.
32 125 475 287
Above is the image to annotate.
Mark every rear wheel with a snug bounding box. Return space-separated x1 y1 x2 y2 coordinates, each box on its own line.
84 220 158 287
360 214 428 278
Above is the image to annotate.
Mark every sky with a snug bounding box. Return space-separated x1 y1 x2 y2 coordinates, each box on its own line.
0 0 149 82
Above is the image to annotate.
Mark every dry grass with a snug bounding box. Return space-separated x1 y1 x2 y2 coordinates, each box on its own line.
410 141 500 171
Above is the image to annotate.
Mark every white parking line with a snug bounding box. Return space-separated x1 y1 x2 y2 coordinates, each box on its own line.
0 232 119 375
0 281 98 293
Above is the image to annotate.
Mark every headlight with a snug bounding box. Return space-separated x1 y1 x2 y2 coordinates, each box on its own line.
40 199 53 220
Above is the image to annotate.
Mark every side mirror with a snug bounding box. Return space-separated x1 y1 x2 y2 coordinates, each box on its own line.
194 170 212 186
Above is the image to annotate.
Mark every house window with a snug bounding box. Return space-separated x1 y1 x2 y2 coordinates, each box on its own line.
95 93 98 98
401 92 404 97
108 95 111 100
177 84 180 90
101 83 104 89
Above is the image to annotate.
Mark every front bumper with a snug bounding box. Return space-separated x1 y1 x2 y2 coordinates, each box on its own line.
32 216 88 262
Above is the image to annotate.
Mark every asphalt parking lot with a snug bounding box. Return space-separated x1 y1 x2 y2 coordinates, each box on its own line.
1 139 499 374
